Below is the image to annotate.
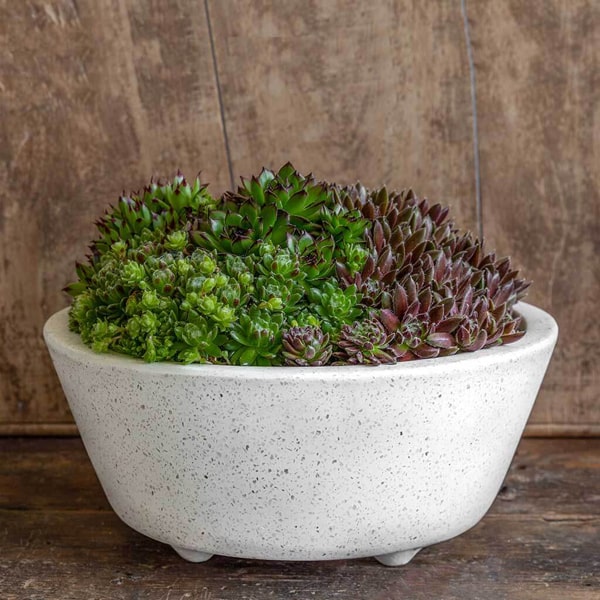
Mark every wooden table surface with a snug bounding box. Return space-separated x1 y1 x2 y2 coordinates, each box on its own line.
0 437 598 600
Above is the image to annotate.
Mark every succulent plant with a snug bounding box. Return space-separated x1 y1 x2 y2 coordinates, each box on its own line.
192 163 325 254
228 307 284 366
95 174 213 257
67 164 529 366
282 326 332 366
335 318 400 365
306 280 362 333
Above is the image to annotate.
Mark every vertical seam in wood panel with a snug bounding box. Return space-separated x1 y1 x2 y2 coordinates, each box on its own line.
203 0 235 189
460 0 483 240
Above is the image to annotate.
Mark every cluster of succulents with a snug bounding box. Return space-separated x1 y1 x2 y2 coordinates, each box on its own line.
67 163 529 366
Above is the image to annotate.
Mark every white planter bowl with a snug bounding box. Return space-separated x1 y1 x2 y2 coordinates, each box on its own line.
44 302 557 566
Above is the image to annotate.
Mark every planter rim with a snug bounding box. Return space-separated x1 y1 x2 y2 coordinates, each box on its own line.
44 302 557 380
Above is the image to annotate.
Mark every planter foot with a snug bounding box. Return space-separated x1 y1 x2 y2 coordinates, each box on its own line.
172 546 213 563
374 547 421 566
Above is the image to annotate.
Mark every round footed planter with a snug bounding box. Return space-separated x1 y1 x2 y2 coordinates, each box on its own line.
44 302 557 566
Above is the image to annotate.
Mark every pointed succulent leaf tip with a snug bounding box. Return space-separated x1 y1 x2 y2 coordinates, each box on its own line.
257 167 275 188
66 163 529 366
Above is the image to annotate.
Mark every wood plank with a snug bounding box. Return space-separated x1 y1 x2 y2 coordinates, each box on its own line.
525 423 600 438
0 439 597 599
467 1 600 429
0 438 109 512
0 423 79 436
207 0 478 231
492 438 600 517
0 1 229 426
0 511 597 600
1 0 596 437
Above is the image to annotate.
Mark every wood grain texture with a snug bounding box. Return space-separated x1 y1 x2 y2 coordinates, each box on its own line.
525 423 600 438
1 1 598 435
207 0 478 230
467 0 600 429
0 438 598 599
0 0 229 425
0 423 78 436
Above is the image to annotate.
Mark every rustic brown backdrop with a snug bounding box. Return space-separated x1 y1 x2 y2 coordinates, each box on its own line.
0 1 598 436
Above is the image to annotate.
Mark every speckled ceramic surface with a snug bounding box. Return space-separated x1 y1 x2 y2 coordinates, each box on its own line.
44 302 557 565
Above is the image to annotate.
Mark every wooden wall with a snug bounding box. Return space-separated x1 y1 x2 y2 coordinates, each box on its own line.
0 1 597 436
